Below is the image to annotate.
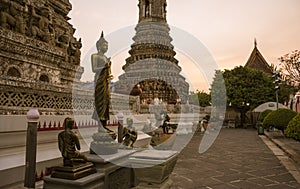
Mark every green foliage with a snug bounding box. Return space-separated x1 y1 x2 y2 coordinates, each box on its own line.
258 110 273 122
210 70 226 107
263 108 297 132
222 66 275 110
190 90 211 107
285 114 300 141
209 66 295 113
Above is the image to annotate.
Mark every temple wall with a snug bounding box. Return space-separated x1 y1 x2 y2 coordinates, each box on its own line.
0 0 84 115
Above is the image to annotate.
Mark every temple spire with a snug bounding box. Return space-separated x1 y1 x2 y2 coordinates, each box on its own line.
114 0 189 103
245 39 273 76
138 0 167 22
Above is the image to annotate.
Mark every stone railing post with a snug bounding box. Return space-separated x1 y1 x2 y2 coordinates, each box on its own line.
117 112 124 143
24 109 40 188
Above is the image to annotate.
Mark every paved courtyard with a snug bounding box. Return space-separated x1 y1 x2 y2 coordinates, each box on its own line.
171 128 300 189
4 128 300 189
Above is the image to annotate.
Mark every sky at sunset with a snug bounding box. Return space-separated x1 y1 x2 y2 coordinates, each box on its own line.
68 0 300 92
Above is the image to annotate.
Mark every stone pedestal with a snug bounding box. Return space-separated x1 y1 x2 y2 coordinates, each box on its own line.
43 149 179 189
133 179 173 189
133 131 152 148
90 141 119 155
86 150 136 189
129 150 178 189
90 131 119 155
152 134 176 150
43 172 105 189
176 122 194 135
51 162 96 180
43 162 99 189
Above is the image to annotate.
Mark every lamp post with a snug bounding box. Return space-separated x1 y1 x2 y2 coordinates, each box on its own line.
241 102 250 128
272 70 282 110
24 109 40 188
117 112 124 143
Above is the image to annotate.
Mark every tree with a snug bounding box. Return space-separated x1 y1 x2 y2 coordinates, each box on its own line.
210 70 226 107
190 90 211 107
211 66 275 127
279 50 300 85
210 70 227 121
277 80 298 104
223 66 275 110
272 67 298 105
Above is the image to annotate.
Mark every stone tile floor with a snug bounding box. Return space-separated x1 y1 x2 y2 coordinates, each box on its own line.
171 128 300 189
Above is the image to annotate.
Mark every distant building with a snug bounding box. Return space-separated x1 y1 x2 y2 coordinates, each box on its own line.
225 40 274 125
244 39 273 76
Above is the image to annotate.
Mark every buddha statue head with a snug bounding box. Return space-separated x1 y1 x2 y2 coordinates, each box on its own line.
96 31 108 54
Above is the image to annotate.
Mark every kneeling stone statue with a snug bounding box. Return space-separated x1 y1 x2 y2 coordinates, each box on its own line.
121 118 138 148
58 117 87 166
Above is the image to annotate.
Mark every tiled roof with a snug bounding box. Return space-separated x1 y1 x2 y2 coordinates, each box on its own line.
244 41 273 75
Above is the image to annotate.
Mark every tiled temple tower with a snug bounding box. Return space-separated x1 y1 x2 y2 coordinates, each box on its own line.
113 0 189 104
0 0 86 115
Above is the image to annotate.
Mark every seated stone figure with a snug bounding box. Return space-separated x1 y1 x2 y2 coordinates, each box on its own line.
122 118 138 148
162 112 170 134
58 117 87 166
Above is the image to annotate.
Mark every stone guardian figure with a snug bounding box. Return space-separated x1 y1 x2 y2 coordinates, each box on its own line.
58 117 87 166
50 118 96 181
0 0 26 34
121 118 138 148
31 5 54 42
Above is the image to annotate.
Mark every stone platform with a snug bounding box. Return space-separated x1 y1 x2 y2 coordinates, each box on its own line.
86 150 136 189
43 172 104 189
51 162 96 180
130 150 178 189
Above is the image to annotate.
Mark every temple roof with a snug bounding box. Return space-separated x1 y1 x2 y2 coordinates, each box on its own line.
244 39 273 75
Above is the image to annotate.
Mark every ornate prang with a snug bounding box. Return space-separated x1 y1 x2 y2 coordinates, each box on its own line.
113 0 189 105
0 0 26 34
0 0 84 115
